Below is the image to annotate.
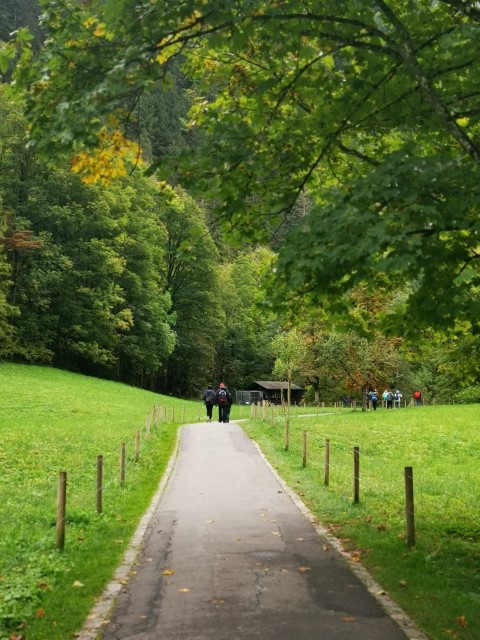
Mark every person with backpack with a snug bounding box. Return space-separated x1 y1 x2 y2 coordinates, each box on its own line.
413 389 422 406
386 390 394 409
202 386 216 422
215 382 232 423
369 389 378 411
394 389 403 408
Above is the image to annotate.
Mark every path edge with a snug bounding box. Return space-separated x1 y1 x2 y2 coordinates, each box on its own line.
75 426 183 640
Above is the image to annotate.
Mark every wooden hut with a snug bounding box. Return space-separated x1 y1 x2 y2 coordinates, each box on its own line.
246 381 304 405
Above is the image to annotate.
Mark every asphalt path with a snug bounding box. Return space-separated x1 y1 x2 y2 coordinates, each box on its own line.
95 421 425 640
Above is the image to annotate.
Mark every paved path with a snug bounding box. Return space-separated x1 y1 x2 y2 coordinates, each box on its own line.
90 421 426 640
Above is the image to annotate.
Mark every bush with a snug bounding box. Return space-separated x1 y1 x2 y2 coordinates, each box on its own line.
454 384 480 404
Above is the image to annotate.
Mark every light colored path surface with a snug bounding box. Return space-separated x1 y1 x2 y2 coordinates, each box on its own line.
83 421 427 640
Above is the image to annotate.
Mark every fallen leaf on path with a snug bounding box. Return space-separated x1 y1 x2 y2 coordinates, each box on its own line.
210 599 225 605
298 566 311 573
323 544 331 551
272 531 280 535
178 588 190 593
161 568 176 576
350 552 361 563
343 616 356 622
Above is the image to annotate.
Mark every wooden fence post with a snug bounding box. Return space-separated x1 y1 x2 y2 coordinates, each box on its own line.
405 467 415 546
353 447 360 503
120 443 126 485
324 438 330 486
135 430 140 463
56 471 67 550
96 455 103 514
302 431 307 467
284 418 290 451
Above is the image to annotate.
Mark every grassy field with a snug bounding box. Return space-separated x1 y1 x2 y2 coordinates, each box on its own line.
242 404 480 640
1 364 478 640
0 362 205 640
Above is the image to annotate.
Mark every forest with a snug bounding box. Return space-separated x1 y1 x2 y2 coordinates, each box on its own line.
0 0 479 403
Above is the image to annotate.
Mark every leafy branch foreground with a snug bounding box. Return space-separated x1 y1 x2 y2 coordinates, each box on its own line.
243 406 480 640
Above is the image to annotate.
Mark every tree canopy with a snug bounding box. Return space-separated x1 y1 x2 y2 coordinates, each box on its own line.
8 0 479 337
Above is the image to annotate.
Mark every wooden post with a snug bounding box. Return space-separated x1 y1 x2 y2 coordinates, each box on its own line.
271 405 275 426
324 438 330 486
146 414 151 437
172 406 175 422
405 467 415 546
96 455 103 514
120 443 126 485
284 418 290 451
56 471 67 550
353 447 360 503
135 430 140 463
302 431 307 467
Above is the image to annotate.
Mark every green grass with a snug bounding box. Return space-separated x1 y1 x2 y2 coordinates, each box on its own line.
242 405 480 640
0 363 203 640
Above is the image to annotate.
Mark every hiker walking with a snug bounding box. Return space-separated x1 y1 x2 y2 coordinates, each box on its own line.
413 389 422 406
386 389 394 409
215 382 232 423
202 386 216 422
369 389 379 411
394 389 403 408
382 389 389 408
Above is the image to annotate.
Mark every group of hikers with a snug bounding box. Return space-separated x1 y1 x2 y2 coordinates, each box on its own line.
367 388 422 411
202 383 233 423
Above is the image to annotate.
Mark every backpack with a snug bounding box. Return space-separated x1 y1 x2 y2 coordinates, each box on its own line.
204 390 215 403
387 392 393 401
217 389 228 404
370 393 377 402
414 390 421 399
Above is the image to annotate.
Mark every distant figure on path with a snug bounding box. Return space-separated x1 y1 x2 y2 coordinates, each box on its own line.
215 382 232 423
369 389 378 411
413 389 422 406
382 389 389 408
202 386 216 422
394 389 403 408
386 390 394 409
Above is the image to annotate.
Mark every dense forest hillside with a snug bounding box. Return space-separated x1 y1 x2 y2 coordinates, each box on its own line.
0 2 478 404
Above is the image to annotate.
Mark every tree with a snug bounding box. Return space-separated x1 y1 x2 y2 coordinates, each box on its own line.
7 0 480 336
272 327 307 413
160 186 224 396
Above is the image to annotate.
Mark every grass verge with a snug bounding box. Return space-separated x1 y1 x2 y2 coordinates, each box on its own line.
0 363 202 640
242 405 480 640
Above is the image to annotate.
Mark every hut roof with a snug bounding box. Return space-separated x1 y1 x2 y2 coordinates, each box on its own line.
250 380 303 391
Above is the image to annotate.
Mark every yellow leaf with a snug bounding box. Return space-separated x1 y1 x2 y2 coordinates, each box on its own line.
178 588 190 593
161 568 176 576
72 581 84 588
298 566 311 573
